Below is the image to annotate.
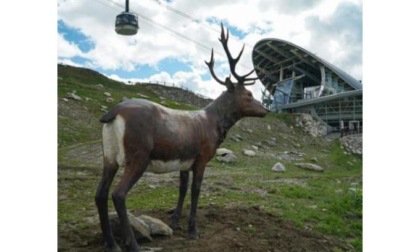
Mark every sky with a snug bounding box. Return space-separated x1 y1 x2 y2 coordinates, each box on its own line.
57 0 363 100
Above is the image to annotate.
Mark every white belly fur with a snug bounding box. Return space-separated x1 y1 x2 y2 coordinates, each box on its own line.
147 159 194 174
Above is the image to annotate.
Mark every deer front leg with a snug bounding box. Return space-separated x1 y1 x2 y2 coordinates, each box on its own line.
112 159 149 252
170 170 189 230
188 163 206 239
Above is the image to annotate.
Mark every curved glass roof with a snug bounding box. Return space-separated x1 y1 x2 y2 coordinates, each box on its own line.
252 38 362 90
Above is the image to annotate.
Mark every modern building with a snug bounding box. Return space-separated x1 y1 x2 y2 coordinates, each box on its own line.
252 38 362 133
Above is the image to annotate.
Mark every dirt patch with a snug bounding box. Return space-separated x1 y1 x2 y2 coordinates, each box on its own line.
58 206 353 252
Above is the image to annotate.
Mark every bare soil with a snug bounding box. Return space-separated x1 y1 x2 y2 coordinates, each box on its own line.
58 205 353 252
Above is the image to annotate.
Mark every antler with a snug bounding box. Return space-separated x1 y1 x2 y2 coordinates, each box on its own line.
218 23 259 86
205 49 234 91
205 23 258 90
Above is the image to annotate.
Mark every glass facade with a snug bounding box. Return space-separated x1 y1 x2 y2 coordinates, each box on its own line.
273 80 293 106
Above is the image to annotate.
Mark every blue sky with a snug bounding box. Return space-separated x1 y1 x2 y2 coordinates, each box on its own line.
57 0 364 99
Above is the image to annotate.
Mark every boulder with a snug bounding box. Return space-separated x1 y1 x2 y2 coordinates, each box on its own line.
109 212 152 242
295 113 327 137
139 215 173 236
339 134 363 155
109 212 173 241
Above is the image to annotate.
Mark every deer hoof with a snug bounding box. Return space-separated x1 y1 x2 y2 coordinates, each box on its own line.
187 230 200 240
170 224 182 231
170 221 182 231
105 244 122 252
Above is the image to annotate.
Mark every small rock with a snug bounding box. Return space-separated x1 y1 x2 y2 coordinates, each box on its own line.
243 149 256 157
62 98 69 102
295 163 324 172
216 148 233 156
272 162 286 172
106 97 114 103
230 136 240 142
311 157 318 163
348 188 357 195
235 134 243 140
267 125 271 130
251 145 259 151
137 93 150 99
104 92 112 97
67 93 82 101
265 140 276 146
217 153 237 163
95 84 104 89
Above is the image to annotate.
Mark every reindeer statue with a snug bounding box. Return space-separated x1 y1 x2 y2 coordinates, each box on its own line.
95 24 268 252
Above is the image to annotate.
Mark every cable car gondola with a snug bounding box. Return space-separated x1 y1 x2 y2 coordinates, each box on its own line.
115 0 139 35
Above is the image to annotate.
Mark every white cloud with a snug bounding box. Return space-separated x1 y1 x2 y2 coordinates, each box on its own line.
57 33 84 58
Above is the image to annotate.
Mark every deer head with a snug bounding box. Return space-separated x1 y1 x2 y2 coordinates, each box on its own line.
205 23 268 118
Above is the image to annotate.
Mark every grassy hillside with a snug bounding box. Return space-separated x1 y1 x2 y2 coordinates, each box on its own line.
57 64 362 251
58 64 199 147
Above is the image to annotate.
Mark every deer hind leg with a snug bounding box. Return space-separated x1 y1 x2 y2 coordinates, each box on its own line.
170 170 189 230
95 159 121 252
188 161 206 239
112 157 149 252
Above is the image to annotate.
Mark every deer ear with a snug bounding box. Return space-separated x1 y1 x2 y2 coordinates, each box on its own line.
225 77 235 92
